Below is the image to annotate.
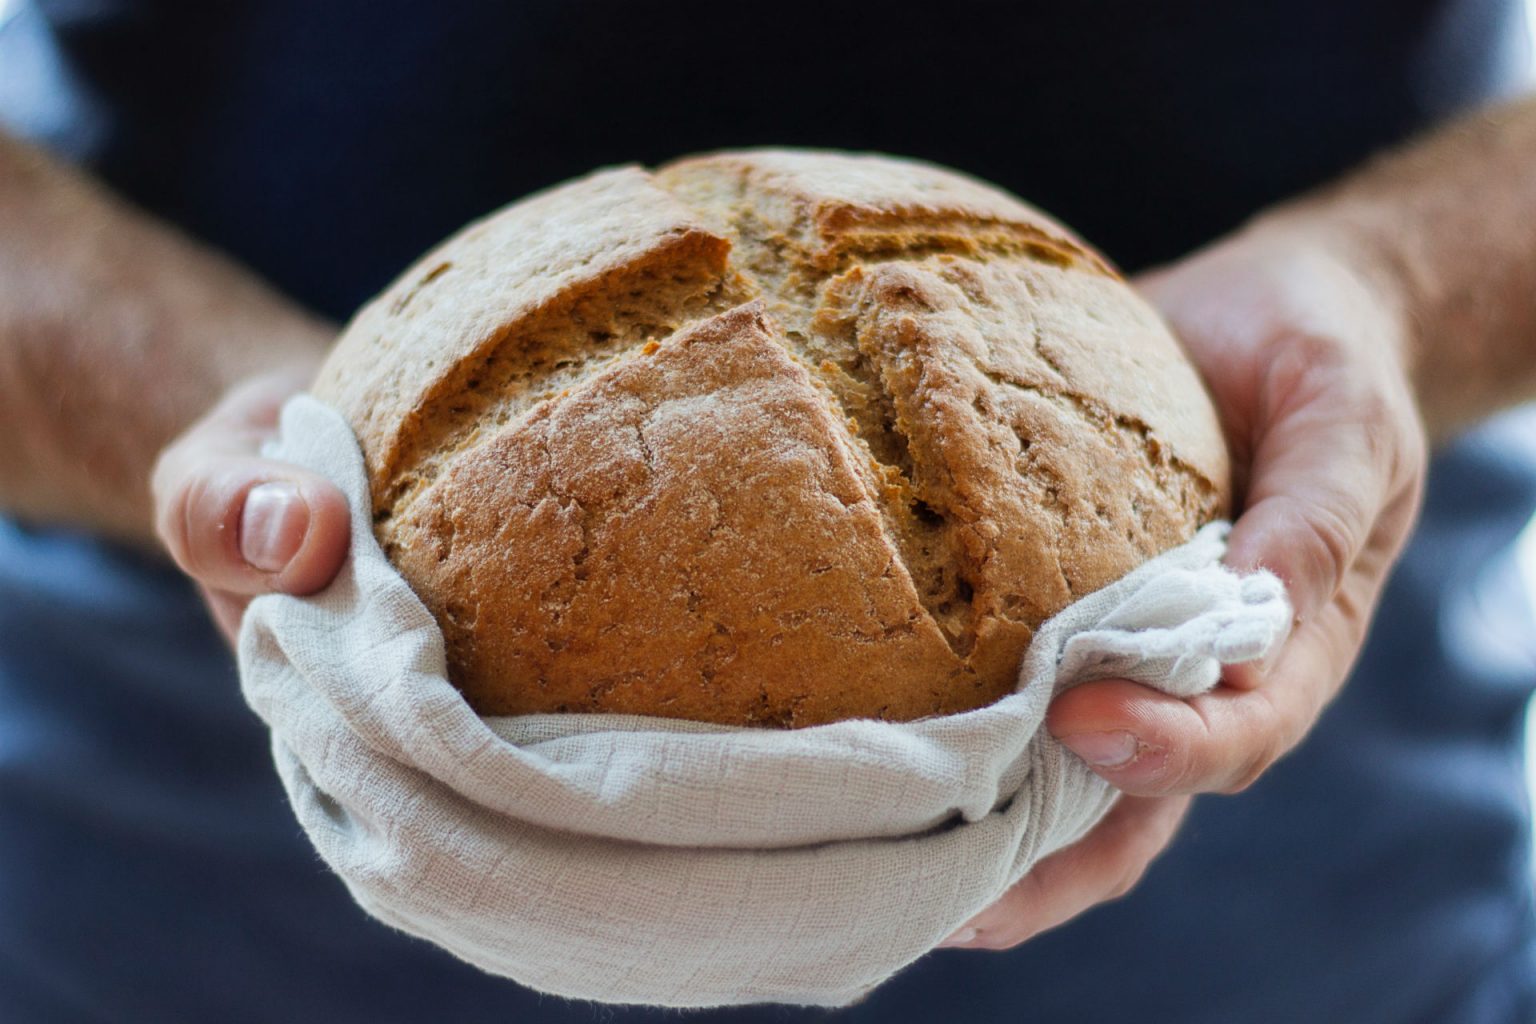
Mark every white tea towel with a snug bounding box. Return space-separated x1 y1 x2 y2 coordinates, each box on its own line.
238 396 1291 1008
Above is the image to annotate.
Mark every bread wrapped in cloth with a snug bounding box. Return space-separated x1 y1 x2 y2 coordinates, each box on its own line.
313 150 1230 727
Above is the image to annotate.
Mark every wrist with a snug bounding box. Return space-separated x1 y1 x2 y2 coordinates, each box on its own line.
1237 205 1418 379
213 311 334 394
253 349 328 395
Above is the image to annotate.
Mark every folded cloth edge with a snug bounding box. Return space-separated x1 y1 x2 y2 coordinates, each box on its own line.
238 395 1292 1008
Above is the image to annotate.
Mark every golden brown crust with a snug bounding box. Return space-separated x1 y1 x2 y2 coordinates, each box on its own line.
386 304 971 725
313 149 1231 728
310 166 735 519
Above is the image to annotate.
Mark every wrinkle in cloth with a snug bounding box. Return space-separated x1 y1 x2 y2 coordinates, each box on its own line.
238 396 1291 1008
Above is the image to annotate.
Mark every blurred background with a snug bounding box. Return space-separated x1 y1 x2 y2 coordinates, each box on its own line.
1506 0 1535 860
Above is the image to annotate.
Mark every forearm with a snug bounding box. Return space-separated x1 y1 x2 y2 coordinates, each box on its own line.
1250 93 1536 441
0 132 333 545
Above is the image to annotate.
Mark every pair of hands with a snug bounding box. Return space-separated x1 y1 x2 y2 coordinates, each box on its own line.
151 220 1427 951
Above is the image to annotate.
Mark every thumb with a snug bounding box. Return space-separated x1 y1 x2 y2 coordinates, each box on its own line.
155 454 350 596
152 378 350 598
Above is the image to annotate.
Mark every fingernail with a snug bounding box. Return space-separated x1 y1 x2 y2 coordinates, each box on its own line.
1061 730 1140 768
938 927 978 948
241 482 309 572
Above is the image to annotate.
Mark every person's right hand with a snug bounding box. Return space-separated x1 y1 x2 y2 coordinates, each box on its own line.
151 369 351 643
942 215 1427 951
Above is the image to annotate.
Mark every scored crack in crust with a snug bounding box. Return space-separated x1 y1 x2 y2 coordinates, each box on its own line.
312 149 1231 728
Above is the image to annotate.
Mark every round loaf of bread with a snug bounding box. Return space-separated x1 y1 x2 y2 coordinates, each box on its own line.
312 150 1231 728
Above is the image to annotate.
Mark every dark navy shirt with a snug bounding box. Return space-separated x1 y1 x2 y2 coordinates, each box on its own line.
1 2 1534 1021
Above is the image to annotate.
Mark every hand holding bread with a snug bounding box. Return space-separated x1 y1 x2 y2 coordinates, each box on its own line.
151 150 1422 956
955 215 1425 950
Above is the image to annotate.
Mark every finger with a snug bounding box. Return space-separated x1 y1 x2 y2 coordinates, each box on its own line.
1224 337 1422 625
939 795 1191 951
154 450 350 597
1055 364 1416 796
152 375 351 598
1048 528 1390 796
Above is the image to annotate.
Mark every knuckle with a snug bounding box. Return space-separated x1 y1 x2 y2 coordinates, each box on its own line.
154 474 198 566
1220 744 1275 794
1294 500 1357 601
1220 697 1291 795
169 474 220 575
1354 388 1425 494
149 440 194 522
1262 333 1345 416
159 466 248 584
1354 392 1398 462
1390 411 1429 494
1161 709 1222 795
1351 385 1396 429
964 881 1044 950
1107 869 1142 901
1161 744 1204 795
1274 329 1351 373
974 925 1031 952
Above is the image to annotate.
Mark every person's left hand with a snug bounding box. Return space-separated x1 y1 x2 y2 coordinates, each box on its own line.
151 368 352 644
942 217 1427 950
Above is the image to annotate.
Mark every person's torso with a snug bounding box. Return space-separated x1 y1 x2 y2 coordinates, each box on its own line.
1 2 1534 1021
4 0 1530 306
